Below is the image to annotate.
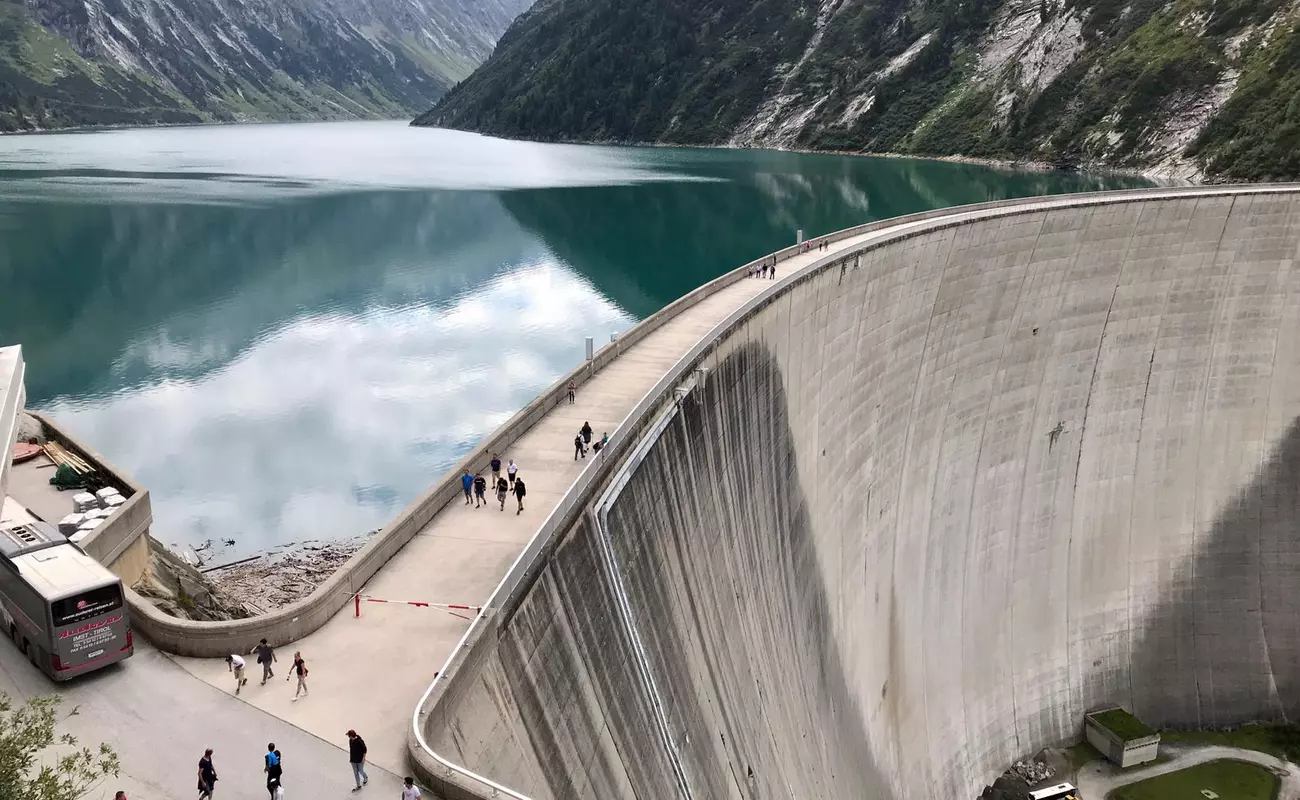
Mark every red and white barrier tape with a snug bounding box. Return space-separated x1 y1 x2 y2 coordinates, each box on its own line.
352 593 482 620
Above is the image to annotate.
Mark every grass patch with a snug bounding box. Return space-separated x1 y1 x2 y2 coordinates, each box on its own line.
1067 740 1106 770
1091 708 1157 742
1160 726 1300 762
1110 759 1278 800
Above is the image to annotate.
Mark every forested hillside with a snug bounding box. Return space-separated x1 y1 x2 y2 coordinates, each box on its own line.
418 0 1300 180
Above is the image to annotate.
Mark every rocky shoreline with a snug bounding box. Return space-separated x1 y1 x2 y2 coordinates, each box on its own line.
135 533 374 620
203 535 371 614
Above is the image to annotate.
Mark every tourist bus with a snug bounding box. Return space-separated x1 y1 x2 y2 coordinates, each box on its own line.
1029 783 1080 800
0 522 133 680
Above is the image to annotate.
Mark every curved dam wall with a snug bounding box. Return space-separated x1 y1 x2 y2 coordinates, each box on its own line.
415 187 1300 799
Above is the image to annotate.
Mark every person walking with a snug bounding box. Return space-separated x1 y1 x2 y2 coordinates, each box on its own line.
507 459 518 488
567 380 576 404
401 777 423 800
264 745 282 799
513 476 526 515
253 638 276 684
574 433 585 460
496 476 509 510
346 730 369 792
287 651 308 699
460 470 473 504
226 654 248 694
473 473 487 508
490 453 502 485
581 421 593 446
197 748 217 800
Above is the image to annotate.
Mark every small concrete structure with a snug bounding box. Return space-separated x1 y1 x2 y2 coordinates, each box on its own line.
1086 707 1161 768
0 347 154 588
0 345 25 500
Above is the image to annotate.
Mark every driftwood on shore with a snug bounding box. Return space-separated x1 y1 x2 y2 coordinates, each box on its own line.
205 534 372 613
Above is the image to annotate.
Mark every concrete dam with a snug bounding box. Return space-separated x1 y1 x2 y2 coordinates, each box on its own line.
411 186 1300 799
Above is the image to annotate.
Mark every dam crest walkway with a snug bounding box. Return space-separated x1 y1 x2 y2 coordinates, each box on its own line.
174 235 876 770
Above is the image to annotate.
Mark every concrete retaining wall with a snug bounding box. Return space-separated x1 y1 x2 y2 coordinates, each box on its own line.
411 186 1300 800
27 412 154 581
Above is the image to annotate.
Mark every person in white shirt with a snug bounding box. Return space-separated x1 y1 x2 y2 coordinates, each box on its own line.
401 777 422 800
226 654 248 695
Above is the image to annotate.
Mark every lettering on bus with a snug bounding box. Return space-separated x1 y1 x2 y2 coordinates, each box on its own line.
60 615 123 654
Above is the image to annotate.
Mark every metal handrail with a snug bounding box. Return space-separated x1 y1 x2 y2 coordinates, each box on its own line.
411 183 1300 800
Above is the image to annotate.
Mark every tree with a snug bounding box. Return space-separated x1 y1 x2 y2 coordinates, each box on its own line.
0 694 120 800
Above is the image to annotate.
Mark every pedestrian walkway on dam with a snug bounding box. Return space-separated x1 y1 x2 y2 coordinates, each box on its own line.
172 235 879 773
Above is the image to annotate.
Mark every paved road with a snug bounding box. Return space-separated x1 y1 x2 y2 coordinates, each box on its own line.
172 242 868 771
0 638 407 800
1076 744 1299 799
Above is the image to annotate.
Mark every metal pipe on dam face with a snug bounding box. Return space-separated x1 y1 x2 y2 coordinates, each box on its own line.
412 187 1300 799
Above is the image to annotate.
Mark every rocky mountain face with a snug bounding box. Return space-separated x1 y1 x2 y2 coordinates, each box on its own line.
418 0 1300 181
0 0 531 131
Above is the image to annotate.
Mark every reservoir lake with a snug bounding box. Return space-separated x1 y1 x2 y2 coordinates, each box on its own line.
0 121 1148 555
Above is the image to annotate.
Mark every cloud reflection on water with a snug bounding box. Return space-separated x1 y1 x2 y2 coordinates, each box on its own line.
40 263 632 552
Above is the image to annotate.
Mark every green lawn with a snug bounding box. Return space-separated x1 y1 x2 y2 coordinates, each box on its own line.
1067 740 1106 769
1159 727 1291 761
1111 759 1278 800
1091 708 1157 741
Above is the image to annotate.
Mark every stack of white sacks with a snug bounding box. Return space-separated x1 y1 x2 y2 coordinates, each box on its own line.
58 487 125 543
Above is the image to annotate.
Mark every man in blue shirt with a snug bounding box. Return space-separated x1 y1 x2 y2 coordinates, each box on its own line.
264 744 281 798
460 470 473 504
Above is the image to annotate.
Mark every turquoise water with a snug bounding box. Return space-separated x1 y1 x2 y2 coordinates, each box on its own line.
0 121 1148 554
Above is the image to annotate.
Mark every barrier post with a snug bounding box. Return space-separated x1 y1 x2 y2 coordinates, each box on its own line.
355 592 361 618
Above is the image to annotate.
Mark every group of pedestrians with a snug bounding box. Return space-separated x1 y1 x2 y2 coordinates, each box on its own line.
750 256 778 279
205 641 423 799
226 639 307 699
193 731 422 798
573 422 608 460
462 454 526 514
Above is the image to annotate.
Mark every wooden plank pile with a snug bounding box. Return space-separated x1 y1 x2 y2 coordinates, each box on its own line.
41 441 94 475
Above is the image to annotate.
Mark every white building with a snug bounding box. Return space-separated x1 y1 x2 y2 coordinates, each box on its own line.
0 345 25 501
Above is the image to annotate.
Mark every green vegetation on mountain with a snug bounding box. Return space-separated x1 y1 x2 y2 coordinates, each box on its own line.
0 1 197 131
420 0 1300 179
1190 14 1300 180
420 0 816 143
0 0 530 132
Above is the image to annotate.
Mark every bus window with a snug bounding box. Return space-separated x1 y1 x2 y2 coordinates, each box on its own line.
52 584 123 627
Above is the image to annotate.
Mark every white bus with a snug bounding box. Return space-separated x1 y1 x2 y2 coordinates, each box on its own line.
0 522 133 680
1029 783 1080 800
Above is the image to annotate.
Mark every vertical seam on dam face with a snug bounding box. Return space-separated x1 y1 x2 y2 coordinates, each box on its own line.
1191 194 1236 729
416 187 1300 800
593 398 694 800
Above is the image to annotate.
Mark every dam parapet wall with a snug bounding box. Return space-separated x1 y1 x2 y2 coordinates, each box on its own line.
411 186 1300 800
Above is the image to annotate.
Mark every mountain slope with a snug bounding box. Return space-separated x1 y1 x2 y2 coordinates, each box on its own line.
418 0 1300 181
0 0 531 132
